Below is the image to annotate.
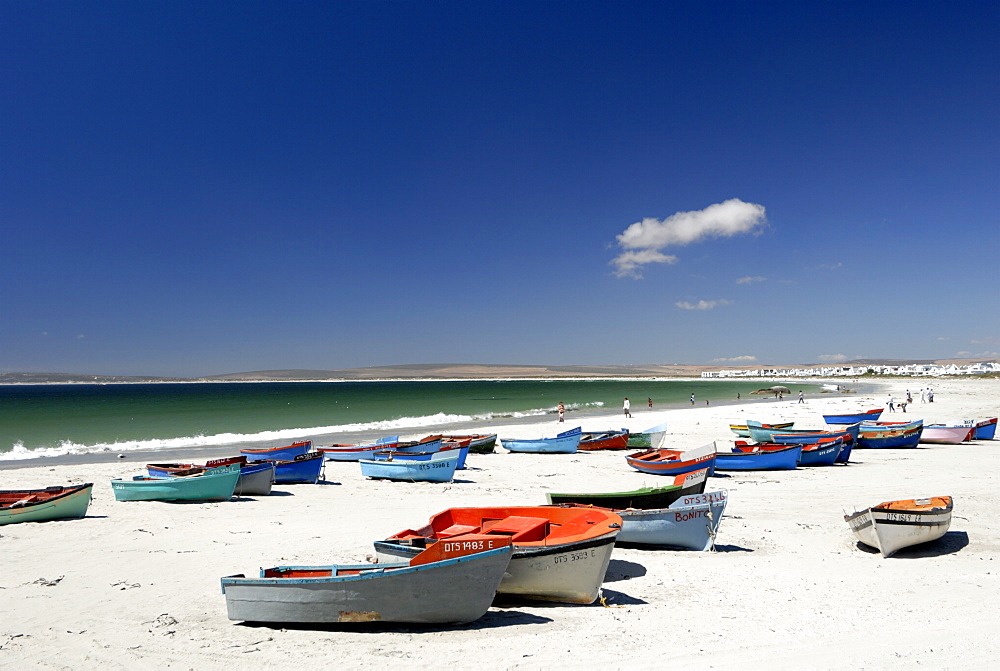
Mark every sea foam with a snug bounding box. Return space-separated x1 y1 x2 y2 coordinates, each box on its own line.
0 403 604 460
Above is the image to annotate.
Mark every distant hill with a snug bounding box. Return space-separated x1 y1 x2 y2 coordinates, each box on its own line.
2 358 995 384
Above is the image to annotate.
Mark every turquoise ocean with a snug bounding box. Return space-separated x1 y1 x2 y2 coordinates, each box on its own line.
0 379 828 460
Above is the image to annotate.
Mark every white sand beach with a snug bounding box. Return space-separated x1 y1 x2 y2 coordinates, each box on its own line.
1 377 998 669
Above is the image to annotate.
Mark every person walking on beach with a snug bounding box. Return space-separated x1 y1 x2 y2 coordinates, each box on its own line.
648 397 653 409
557 401 565 423
920 388 926 403
887 395 895 412
906 390 913 404
690 394 695 405
623 397 632 418
798 391 804 404
927 388 934 403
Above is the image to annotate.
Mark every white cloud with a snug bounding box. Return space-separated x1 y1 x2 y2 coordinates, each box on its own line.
77 334 85 339
609 250 678 279
736 276 766 284
675 299 732 311
712 355 758 363
611 198 766 278
817 353 848 362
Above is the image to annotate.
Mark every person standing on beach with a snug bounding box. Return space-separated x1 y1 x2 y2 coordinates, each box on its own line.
920 388 926 403
798 391 804 403
648 397 652 409
557 401 565 423
928 388 934 403
690 393 695 405
623 397 631 418
887 395 895 412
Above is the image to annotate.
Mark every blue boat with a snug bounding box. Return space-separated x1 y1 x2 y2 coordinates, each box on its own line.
240 440 312 463
500 427 582 454
372 445 470 470
822 408 883 425
973 418 997 440
360 450 460 482
856 420 923 448
797 438 842 466
714 444 801 470
272 452 325 484
319 435 400 461
625 443 718 477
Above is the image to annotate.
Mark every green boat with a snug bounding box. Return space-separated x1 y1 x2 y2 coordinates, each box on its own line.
545 467 707 509
112 463 239 502
0 483 93 525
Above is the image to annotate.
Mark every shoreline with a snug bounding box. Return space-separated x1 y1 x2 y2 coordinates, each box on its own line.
0 378 862 469
2 377 997 668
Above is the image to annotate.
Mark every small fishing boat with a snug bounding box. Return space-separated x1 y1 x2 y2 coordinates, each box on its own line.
973 417 998 440
752 421 860 445
112 463 240 502
374 505 622 604
625 442 717 477
240 440 312 463
796 437 842 466
844 496 953 557
441 433 498 454
360 450 460 483
372 442 471 470
715 444 802 470
222 536 514 625
273 452 325 484
856 420 923 449
146 457 275 496
546 467 709 508
823 408 883 425
500 427 582 454
0 483 93 525
920 425 974 444
318 436 400 461
578 429 630 451
626 423 668 448
613 489 728 550
729 421 793 438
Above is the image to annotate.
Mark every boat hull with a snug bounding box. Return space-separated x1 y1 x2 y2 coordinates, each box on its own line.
443 434 497 454
797 440 841 466
616 490 727 550
113 466 240 502
844 496 953 557
730 421 793 438
241 441 312 463
857 423 923 449
319 436 400 461
0 483 93 525
374 532 618 604
714 445 801 470
625 443 717 477
546 468 709 509
579 430 630 451
501 427 582 454
273 453 325 484
360 452 459 482
235 461 275 495
973 418 997 440
920 426 973 444
222 546 513 624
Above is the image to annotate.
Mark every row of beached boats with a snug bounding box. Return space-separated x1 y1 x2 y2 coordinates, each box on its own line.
3 407 990 627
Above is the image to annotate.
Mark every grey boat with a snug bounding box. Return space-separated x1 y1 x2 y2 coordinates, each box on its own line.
221 543 512 625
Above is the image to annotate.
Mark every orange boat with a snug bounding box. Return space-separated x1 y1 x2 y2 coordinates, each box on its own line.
374 505 622 604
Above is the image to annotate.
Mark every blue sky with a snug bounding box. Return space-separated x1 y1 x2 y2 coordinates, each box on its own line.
2 1 998 377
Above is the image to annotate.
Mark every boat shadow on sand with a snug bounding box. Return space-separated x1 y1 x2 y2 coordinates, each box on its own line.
603 559 647 582
854 530 970 558
236 609 553 632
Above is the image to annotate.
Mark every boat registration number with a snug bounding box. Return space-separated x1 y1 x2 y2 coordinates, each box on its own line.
553 549 596 564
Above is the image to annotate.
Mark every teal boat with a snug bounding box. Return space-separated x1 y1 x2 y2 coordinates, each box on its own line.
0 483 93 525
112 464 240 502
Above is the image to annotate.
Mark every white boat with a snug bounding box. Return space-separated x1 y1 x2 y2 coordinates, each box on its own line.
844 496 953 557
920 425 973 444
615 489 728 550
